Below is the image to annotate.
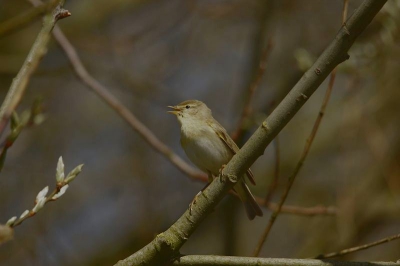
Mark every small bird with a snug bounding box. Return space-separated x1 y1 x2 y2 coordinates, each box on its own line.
168 100 263 220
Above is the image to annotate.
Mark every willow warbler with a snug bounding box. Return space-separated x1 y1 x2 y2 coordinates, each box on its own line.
168 100 262 220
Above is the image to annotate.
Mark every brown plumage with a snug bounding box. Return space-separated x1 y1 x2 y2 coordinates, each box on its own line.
168 100 262 220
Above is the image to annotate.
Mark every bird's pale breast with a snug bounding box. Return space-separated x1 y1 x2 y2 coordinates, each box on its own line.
180 122 232 175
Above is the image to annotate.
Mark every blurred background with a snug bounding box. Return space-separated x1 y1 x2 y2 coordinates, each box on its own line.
0 0 399 265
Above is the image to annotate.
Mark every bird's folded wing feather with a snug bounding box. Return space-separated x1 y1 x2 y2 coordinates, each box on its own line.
207 120 256 185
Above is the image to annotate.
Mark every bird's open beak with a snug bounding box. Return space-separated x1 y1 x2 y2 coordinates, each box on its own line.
167 106 180 115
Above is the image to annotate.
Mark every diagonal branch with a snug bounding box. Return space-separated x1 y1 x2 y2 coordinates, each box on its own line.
115 0 387 265
0 0 70 136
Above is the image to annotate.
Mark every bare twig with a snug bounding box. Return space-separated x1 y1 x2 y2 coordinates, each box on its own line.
262 201 336 216
0 0 70 135
0 1 59 37
231 190 337 216
232 40 273 142
170 255 400 266
315 233 400 259
253 0 349 256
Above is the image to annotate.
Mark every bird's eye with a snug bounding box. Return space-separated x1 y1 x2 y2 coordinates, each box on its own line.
186 105 190 109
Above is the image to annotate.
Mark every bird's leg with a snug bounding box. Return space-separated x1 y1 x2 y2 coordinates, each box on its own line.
219 164 226 182
207 171 214 183
219 164 226 175
189 171 214 214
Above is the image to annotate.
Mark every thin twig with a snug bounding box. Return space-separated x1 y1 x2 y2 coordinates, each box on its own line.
228 190 337 216
0 1 58 37
0 0 70 136
260 199 337 216
231 39 273 142
170 255 400 266
252 0 349 256
264 136 280 204
314 233 400 259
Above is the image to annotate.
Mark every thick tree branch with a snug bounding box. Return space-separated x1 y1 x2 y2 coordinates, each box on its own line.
0 0 70 135
170 256 400 266
115 0 387 265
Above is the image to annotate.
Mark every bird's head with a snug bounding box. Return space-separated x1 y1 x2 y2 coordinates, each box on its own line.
168 100 212 124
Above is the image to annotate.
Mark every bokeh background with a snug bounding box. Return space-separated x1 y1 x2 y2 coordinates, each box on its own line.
0 0 399 265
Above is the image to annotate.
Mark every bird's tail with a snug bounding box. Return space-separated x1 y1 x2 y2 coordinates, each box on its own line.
234 179 263 220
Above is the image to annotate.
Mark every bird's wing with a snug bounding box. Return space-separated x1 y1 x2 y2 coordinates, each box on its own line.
207 120 256 185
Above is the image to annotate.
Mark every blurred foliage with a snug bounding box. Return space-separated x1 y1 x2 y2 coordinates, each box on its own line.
0 0 399 265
